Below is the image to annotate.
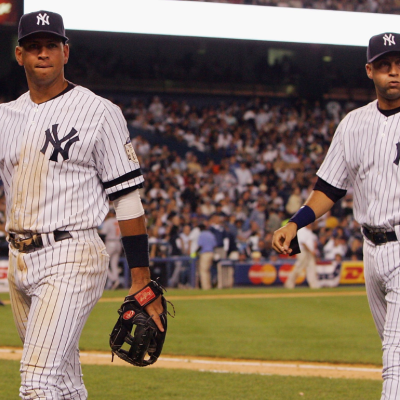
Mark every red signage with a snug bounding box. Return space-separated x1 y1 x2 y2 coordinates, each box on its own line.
278 264 305 285
248 264 277 285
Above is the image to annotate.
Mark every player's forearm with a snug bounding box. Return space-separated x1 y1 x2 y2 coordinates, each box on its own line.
303 190 335 220
118 215 151 290
118 214 147 236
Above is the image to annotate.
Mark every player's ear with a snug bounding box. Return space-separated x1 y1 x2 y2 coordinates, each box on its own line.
365 63 373 79
63 43 70 65
15 46 23 66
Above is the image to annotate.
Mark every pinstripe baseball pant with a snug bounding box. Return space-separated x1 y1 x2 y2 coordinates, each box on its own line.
7 229 108 400
364 239 400 400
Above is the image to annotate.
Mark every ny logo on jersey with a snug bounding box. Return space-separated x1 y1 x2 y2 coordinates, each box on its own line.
40 124 80 162
36 13 50 26
394 142 400 166
383 33 396 46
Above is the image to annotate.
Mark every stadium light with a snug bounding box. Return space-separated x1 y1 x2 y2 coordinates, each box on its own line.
24 0 400 47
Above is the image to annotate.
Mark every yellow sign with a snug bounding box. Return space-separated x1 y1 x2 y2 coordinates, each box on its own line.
339 261 364 284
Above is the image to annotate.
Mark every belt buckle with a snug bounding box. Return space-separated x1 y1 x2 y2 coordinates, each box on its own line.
12 240 23 251
371 230 387 245
13 236 23 244
32 234 42 247
10 233 42 253
10 235 25 251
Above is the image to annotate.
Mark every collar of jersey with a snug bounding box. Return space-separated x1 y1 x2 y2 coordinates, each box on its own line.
377 103 400 117
33 81 76 106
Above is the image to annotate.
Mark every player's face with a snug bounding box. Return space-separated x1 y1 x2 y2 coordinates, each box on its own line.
15 33 69 88
366 53 400 109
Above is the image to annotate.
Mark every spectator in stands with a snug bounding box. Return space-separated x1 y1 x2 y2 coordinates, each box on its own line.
99 208 122 290
323 233 348 260
169 224 192 287
234 161 253 191
197 222 217 290
148 181 169 200
285 185 303 215
148 95 164 122
345 237 363 260
248 202 267 231
209 213 229 261
285 224 320 289
246 221 263 256
200 197 216 217
181 180 200 213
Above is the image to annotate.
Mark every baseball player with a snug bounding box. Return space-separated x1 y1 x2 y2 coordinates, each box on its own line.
1 10 163 399
284 223 319 289
100 208 123 290
272 32 400 400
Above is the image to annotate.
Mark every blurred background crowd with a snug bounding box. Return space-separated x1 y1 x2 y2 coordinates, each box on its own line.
121 94 362 267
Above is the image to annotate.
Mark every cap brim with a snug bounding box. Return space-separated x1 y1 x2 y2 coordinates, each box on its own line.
368 49 400 63
18 31 69 43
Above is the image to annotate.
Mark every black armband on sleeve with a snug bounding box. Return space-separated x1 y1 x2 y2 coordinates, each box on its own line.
314 177 347 203
108 183 144 201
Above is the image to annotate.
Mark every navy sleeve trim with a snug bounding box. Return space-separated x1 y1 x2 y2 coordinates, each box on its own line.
314 177 347 203
103 168 143 189
108 183 144 201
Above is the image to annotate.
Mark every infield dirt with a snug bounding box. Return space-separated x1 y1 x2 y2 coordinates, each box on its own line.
0 347 382 380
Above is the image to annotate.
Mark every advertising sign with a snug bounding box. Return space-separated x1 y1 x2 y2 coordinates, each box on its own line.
235 260 343 287
339 261 365 284
0 259 9 293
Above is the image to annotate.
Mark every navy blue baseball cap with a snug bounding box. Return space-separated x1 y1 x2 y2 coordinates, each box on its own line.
367 32 400 62
18 10 68 44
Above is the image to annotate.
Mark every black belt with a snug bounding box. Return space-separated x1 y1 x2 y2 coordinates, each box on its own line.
362 227 397 245
9 230 72 253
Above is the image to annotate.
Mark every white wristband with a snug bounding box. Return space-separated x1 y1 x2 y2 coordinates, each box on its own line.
113 190 144 221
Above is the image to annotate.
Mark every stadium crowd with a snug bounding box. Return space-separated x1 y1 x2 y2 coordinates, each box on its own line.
183 0 398 14
121 95 364 278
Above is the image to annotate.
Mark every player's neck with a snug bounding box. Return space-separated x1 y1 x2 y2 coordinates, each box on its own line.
376 94 400 111
27 77 68 104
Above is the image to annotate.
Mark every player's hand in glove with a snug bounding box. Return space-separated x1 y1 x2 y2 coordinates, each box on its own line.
109 280 172 366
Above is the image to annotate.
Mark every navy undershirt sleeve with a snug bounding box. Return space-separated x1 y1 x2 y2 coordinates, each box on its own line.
313 177 347 203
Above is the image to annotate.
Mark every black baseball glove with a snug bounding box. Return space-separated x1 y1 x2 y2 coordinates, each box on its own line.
109 280 168 367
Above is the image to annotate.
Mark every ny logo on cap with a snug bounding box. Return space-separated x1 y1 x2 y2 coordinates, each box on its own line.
36 13 50 26
383 33 396 46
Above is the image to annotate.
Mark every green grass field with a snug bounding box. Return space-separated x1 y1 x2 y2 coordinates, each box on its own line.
0 286 383 399
0 359 382 400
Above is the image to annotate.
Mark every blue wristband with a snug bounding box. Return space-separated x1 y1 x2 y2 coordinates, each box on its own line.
288 206 316 230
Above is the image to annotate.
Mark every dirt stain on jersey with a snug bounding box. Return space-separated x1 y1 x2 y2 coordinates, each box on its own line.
9 141 49 232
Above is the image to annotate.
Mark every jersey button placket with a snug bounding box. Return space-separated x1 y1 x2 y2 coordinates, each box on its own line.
30 105 38 125
381 118 388 137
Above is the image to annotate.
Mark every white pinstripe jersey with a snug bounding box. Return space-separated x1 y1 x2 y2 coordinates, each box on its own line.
0 84 144 234
317 99 400 232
